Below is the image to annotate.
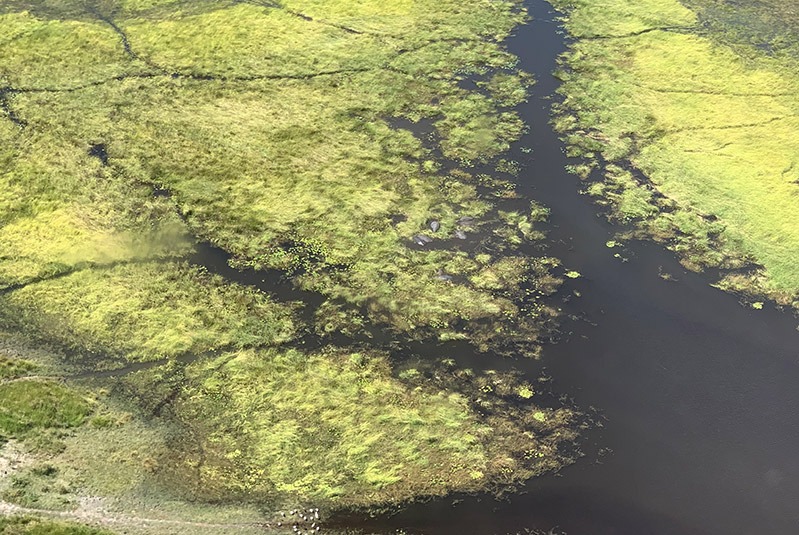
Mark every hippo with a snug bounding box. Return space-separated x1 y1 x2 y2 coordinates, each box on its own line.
413 234 433 246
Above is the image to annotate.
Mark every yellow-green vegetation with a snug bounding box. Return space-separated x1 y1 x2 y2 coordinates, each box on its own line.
0 334 576 518
0 355 36 380
0 0 559 347
1 262 297 364
0 126 190 290
115 348 575 506
551 0 799 307
682 0 799 56
0 516 113 535
0 0 579 519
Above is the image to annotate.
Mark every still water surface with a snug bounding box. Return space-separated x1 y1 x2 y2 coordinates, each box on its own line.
332 1 799 533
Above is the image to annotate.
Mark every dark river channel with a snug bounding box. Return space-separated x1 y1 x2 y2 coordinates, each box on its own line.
329 1 799 534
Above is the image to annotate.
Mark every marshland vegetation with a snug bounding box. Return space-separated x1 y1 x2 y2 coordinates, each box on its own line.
552 0 799 309
0 0 580 531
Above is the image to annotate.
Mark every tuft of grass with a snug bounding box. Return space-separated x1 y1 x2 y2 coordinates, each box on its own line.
0 355 37 380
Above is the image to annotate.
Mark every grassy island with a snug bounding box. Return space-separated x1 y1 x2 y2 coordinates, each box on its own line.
551 0 799 309
0 0 579 531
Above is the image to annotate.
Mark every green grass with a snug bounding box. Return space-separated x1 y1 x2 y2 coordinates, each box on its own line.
1 0 549 345
0 380 92 438
2 262 297 363
0 516 113 535
682 0 799 56
0 356 37 380
552 0 799 306
0 123 191 290
171 348 489 504
0 11 141 88
123 4 387 77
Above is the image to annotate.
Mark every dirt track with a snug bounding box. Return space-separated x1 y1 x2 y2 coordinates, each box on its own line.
0 499 274 533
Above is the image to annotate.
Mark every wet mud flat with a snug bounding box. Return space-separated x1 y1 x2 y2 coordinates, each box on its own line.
333 1 799 533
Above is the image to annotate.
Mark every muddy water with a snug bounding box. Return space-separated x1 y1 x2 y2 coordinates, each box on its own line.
331 1 799 534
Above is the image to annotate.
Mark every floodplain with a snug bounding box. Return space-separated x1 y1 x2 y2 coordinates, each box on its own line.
0 0 580 532
3 0 799 533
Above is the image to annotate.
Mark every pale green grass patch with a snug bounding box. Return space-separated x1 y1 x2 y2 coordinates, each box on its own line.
551 0 696 38
282 0 524 39
140 347 574 507
163 348 489 504
0 516 113 534
0 12 141 88
4 263 296 362
0 380 92 438
124 4 388 77
555 0 799 303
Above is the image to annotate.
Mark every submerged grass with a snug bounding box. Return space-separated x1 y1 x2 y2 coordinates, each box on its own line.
552 0 799 307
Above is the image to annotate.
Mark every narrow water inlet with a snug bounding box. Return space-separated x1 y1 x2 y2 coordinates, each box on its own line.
329 1 799 533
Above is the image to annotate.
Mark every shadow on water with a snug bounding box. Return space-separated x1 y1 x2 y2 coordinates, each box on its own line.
187 241 326 311
330 1 799 534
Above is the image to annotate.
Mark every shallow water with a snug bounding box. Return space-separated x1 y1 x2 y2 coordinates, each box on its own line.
329 1 799 533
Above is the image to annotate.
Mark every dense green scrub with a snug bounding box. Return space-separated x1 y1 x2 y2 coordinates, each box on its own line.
551 0 799 308
0 0 578 526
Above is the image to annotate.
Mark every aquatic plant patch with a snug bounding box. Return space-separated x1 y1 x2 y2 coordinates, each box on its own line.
114 347 577 508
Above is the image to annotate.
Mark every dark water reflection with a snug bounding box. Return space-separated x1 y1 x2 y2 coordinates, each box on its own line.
331 1 799 533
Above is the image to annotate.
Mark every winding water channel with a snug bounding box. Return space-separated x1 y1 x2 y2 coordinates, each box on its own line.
331 1 799 533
